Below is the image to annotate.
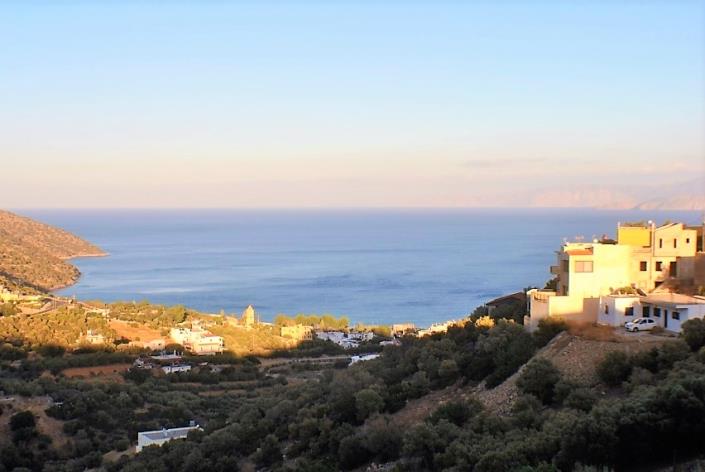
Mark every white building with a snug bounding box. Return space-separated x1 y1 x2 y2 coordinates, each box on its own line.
598 294 642 327
315 330 372 349
598 293 705 333
169 326 224 355
162 364 192 374
136 424 201 452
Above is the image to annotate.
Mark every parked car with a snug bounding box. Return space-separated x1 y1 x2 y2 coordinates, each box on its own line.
625 318 656 332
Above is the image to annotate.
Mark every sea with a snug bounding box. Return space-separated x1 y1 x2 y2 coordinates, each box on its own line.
21 208 703 327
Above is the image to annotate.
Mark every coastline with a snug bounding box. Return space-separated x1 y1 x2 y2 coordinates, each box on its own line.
52 251 109 292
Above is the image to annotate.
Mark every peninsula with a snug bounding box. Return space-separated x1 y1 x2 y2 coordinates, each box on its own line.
0 210 106 293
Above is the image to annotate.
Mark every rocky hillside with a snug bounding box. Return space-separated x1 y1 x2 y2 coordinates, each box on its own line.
0 210 105 292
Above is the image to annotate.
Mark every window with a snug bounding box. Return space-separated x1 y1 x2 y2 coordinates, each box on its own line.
575 261 593 273
642 306 650 317
604 305 609 314
670 261 677 277
686 238 690 244
673 238 677 249
625 307 634 317
653 307 661 317
640 261 648 272
659 238 663 248
672 311 680 320
655 261 663 271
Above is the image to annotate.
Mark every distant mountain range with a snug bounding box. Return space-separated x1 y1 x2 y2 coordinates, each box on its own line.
525 177 705 211
0 210 105 293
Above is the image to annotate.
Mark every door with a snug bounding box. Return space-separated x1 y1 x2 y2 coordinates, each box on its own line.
670 261 678 277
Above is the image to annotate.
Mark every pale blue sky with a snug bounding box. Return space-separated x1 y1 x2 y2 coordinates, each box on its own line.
1 1 703 208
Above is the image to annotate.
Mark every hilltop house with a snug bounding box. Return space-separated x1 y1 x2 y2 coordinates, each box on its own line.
280 324 314 341
136 423 201 452
162 364 192 374
525 221 705 333
169 325 224 355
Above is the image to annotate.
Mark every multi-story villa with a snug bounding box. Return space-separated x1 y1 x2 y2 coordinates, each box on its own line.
169 325 224 355
526 221 705 332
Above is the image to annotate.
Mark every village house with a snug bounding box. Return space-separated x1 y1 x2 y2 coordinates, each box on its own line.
162 364 192 374
82 329 106 345
136 423 201 452
391 323 416 336
599 292 705 332
169 325 224 355
525 221 705 333
280 324 314 341
316 330 373 349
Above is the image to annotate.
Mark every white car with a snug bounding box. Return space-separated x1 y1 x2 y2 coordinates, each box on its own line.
625 318 656 332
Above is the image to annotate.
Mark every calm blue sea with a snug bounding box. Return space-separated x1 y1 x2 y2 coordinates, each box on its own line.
21 209 701 327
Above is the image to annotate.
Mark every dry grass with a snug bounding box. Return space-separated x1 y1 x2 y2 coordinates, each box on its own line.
109 319 166 343
0 396 69 449
61 363 131 381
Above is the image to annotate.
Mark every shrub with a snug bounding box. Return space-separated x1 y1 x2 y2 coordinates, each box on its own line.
563 388 598 412
428 399 482 426
596 351 632 387
10 411 35 431
656 341 691 371
534 318 568 347
338 435 371 470
355 389 384 421
682 318 705 351
517 358 561 404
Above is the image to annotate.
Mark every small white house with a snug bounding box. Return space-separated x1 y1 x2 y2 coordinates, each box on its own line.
137 424 201 452
598 294 642 327
162 364 191 374
599 293 705 333
638 293 705 333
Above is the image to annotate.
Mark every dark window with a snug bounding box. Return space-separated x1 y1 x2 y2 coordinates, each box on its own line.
640 261 648 271
575 261 593 273
686 238 690 244
672 311 680 320
673 239 677 248
670 261 677 277
654 307 661 317
625 307 634 317
604 305 609 314
659 238 663 248
642 306 650 317
656 261 663 271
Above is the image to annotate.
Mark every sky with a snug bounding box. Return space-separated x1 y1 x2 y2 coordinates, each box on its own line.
1 1 704 208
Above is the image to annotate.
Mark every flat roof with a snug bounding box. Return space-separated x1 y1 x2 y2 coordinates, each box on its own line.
139 426 200 441
642 293 705 307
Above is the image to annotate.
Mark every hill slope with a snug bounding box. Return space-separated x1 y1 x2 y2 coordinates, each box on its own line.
0 210 105 292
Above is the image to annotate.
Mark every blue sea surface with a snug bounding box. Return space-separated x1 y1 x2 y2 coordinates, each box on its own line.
22 209 701 327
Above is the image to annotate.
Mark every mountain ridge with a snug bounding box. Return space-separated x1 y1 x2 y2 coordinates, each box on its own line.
0 210 105 293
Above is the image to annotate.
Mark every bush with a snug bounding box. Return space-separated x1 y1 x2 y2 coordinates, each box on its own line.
428 399 482 426
682 318 705 351
563 388 598 412
596 351 632 387
517 358 561 404
534 318 568 347
656 340 691 371
338 435 371 470
10 411 35 431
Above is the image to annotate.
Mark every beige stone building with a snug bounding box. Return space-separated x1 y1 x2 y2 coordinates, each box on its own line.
526 221 705 330
280 324 314 341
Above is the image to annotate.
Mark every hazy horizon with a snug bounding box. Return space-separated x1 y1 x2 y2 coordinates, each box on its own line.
2 2 704 208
